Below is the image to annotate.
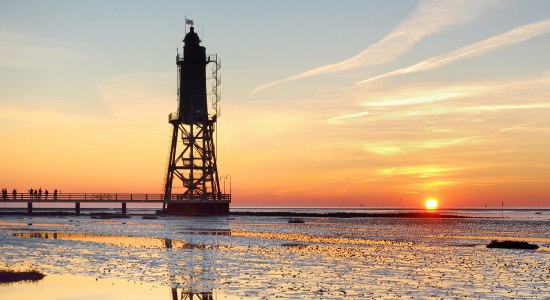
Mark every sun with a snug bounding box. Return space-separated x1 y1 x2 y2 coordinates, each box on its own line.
425 198 438 210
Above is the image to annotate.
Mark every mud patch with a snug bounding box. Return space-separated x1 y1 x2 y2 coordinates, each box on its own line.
180 229 231 236
12 232 216 250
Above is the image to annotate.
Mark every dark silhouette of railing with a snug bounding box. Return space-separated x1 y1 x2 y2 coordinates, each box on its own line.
1 193 231 202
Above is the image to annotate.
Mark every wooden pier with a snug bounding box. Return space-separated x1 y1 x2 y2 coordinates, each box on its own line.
0 193 231 216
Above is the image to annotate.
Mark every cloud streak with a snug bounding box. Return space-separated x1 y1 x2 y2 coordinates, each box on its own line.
251 0 501 94
328 111 369 124
363 89 472 107
356 19 550 85
365 137 478 156
0 27 77 69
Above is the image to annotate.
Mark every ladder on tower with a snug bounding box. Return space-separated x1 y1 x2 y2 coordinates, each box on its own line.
162 128 174 196
209 54 221 117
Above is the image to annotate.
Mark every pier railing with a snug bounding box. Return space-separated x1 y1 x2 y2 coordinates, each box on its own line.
1 193 231 202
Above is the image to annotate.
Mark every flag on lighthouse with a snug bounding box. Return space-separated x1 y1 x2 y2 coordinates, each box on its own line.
185 18 194 26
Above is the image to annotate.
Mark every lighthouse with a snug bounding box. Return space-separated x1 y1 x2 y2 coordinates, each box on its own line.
163 25 230 215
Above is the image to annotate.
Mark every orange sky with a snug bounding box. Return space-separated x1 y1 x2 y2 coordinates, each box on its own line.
1 1 550 207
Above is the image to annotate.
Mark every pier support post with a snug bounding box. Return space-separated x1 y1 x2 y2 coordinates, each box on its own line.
166 201 230 215
27 202 32 214
75 202 80 215
122 202 127 215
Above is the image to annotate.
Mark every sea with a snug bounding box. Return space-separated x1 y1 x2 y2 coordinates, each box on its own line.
1 208 549 299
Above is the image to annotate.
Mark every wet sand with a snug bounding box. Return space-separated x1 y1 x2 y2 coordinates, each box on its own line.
1 213 548 299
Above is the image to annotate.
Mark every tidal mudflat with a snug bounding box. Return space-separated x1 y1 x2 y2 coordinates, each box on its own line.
1 212 549 299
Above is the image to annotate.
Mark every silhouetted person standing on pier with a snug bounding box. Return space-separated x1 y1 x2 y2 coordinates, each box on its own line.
29 188 34 200
12 189 17 200
38 188 42 200
45 189 49 200
54 189 58 200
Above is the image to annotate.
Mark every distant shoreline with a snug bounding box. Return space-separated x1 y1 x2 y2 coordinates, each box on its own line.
229 211 470 218
0 210 469 218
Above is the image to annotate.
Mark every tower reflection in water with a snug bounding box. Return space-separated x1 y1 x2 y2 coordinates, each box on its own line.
10 225 231 300
171 289 213 300
165 227 230 300
165 237 214 300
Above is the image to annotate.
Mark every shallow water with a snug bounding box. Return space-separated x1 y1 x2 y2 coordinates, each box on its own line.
0 273 237 300
1 212 549 299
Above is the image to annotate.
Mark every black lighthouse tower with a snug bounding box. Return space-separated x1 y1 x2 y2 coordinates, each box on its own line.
163 26 229 215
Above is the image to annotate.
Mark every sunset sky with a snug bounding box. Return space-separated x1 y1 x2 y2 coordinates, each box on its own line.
1 0 549 208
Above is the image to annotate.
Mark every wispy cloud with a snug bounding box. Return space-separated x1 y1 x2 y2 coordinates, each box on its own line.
363 88 473 107
97 72 174 119
251 0 501 94
356 19 550 85
377 165 460 178
370 74 550 117
328 111 369 124
0 27 77 69
365 137 477 155
0 96 104 124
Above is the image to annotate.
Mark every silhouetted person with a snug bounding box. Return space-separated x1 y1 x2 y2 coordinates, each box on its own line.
54 189 58 200
12 189 17 200
34 190 38 199
38 188 42 200
29 188 34 200
45 189 49 200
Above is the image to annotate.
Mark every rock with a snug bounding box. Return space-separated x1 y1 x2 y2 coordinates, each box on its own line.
288 219 305 224
0 269 45 283
486 240 539 250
